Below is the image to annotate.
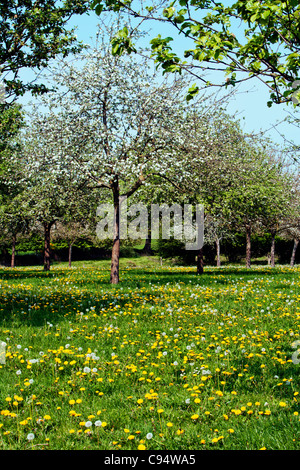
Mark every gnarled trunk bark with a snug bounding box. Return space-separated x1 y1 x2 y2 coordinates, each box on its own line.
196 247 204 275
43 222 53 271
110 179 120 284
245 223 251 269
68 243 73 268
215 236 221 267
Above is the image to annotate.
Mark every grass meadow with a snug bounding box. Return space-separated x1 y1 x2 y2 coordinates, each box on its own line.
0 257 300 450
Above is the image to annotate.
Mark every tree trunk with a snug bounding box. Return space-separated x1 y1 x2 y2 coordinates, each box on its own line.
11 235 16 268
215 236 221 267
196 247 204 275
270 231 276 267
143 207 153 255
290 238 299 267
68 243 73 268
245 223 251 269
110 179 120 284
43 223 52 271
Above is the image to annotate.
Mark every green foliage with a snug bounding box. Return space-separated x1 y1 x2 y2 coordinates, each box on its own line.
0 0 90 98
92 0 300 105
15 233 44 252
110 26 137 55
0 105 24 183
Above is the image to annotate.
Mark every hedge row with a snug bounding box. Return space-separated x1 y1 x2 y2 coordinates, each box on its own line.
0 232 298 266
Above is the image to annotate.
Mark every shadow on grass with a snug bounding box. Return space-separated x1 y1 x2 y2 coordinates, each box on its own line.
0 264 298 328
0 269 60 281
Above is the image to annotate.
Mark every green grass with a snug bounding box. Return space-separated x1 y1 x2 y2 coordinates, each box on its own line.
0 259 300 450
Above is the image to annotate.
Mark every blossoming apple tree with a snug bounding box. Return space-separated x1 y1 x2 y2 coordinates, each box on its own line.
34 23 194 283
20 110 94 271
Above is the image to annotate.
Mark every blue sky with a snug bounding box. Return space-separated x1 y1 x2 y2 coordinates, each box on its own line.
19 7 300 153
70 8 300 151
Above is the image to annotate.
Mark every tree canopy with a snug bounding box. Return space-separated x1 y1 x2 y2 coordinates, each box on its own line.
91 0 300 106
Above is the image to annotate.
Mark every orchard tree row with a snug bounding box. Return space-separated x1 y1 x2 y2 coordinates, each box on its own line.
0 20 299 284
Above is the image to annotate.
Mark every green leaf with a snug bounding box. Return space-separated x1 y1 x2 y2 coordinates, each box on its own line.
163 6 176 18
94 4 103 15
186 83 199 101
261 10 270 19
